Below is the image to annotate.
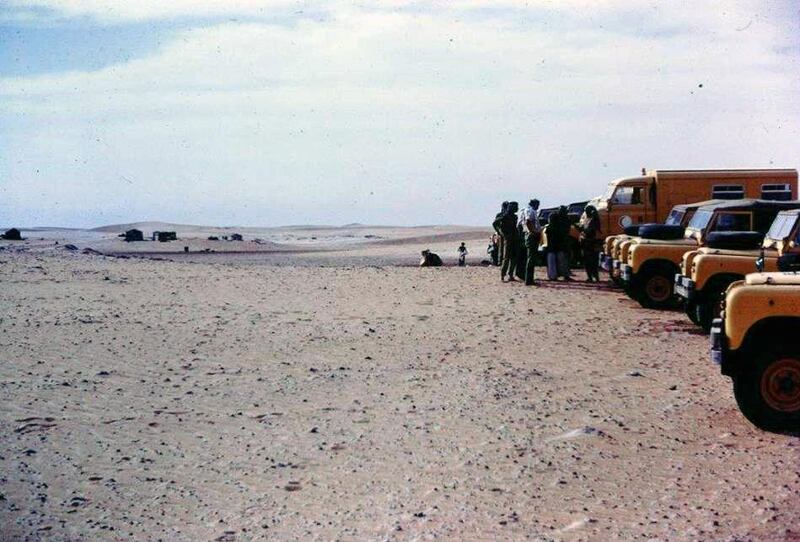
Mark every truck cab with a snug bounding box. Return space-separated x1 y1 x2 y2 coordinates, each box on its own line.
621 199 790 309
591 175 656 237
710 261 800 432
591 168 797 240
676 206 800 331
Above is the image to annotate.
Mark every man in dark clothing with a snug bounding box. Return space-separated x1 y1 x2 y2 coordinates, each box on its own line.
488 235 500 266
497 201 520 281
492 202 508 267
515 220 526 280
578 205 601 282
523 199 541 285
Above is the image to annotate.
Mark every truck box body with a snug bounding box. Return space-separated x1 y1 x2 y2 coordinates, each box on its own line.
590 169 798 237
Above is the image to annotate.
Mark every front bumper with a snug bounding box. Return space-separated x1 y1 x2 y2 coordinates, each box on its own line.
710 317 725 366
710 317 738 376
620 263 632 283
674 275 695 301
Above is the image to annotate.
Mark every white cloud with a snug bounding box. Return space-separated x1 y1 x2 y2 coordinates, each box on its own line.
1 1 798 227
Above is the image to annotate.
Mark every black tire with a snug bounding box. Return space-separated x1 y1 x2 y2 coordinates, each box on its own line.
623 224 646 236
685 300 700 325
732 346 800 432
696 278 740 333
635 268 676 309
706 231 764 250
637 224 685 241
695 300 716 334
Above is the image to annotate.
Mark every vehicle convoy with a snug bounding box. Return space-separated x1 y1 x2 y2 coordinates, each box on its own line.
676 208 800 331
620 199 800 308
588 168 797 239
711 255 800 432
600 199 719 282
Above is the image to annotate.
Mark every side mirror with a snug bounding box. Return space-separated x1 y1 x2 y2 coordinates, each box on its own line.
755 247 765 273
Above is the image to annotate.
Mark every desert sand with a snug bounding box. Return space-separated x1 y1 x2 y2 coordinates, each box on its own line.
1 225 799 541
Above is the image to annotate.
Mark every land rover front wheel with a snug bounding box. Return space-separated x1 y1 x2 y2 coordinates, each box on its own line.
636 268 674 309
733 347 800 432
685 301 700 325
695 298 721 334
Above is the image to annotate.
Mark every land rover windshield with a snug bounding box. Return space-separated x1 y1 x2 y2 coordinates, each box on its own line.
687 209 713 231
665 209 684 226
766 214 797 241
714 212 751 231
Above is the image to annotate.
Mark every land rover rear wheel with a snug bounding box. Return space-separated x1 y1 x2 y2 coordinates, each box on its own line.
636 269 674 309
733 347 800 432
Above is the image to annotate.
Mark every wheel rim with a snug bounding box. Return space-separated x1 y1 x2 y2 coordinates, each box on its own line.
645 275 672 302
761 358 800 413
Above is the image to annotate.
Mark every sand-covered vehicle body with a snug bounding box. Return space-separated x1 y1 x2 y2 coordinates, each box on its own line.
620 199 798 308
677 208 800 330
711 266 800 431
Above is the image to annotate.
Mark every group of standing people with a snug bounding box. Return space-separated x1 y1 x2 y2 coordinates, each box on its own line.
491 199 601 284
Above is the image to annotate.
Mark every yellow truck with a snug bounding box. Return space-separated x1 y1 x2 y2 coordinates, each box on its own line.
600 199 718 283
620 199 797 308
676 207 800 331
590 168 797 240
710 256 800 431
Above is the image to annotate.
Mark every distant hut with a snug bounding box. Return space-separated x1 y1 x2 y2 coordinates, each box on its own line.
1 228 22 240
207 236 219 241
153 231 177 242
230 233 243 241
121 229 144 242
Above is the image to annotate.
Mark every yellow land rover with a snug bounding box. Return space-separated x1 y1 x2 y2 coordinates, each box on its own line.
711 255 800 432
601 200 718 284
621 199 796 308
677 207 800 331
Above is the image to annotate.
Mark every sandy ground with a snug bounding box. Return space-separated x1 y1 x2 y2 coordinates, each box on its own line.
1 230 799 541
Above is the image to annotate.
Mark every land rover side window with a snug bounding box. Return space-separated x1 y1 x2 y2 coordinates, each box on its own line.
714 212 751 232
665 209 684 225
767 214 796 240
711 184 745 200
761 183 793 201
611 186 644 205
688 209 713 230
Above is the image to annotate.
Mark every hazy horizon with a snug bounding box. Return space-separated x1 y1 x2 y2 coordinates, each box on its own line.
2 1 799 228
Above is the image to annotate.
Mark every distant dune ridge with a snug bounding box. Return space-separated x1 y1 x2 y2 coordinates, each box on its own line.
3 221 493 265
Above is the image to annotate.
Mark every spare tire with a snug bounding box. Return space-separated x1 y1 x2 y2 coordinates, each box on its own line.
706 231 764 250
637 224 685 240
623 225 644 236
778 253 800 272
624 223 662 236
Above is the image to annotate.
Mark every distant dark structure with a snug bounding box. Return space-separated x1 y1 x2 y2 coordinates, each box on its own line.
230 233 243 241
120 229 144 242
153 231 177 242
1 228 22 240
207 236 219 241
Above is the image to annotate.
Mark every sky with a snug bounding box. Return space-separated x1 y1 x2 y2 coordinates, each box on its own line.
1 1 799 228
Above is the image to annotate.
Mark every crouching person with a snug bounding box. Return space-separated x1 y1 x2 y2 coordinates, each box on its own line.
420 249 443 267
